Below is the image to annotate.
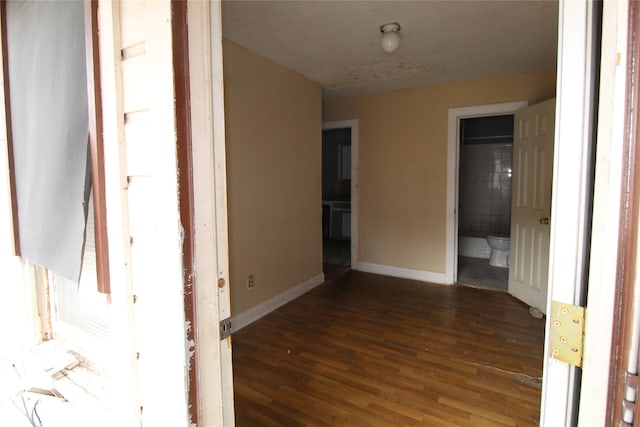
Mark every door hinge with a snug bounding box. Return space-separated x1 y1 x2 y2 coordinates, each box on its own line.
621 371 639 425
220 317 231 340
549 300 585 367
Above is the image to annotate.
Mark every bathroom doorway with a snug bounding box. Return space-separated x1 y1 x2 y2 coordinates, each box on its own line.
322 127 352 280
457 114 514 290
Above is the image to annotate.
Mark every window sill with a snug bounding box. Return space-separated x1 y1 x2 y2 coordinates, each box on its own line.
0 339 113 426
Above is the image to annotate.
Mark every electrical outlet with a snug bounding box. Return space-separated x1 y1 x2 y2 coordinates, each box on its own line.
247 274 255 289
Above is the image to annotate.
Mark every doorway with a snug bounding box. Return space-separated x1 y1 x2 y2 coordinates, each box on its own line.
203 0 608 424
445 101 527 285
322 127 351 279
457 114 514 291
321 119 358 280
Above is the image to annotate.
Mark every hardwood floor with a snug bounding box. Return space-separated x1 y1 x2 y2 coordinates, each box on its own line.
232 271 545 426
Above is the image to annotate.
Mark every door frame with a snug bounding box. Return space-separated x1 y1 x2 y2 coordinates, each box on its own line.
201 0 616 425
322 119 359 268
581 0 631 424
540 1 601 425
182 1 235 425
603 0 640 422
445 101 528 284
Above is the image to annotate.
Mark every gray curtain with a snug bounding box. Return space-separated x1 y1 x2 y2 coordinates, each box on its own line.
6 0 90 281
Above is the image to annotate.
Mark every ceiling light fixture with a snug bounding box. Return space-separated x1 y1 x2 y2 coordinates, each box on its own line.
380 22 401 54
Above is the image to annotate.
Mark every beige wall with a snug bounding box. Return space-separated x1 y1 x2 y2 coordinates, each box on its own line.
323 69 556 274
223 40 323 315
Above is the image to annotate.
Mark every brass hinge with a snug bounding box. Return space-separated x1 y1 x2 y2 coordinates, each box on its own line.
220 317 231 340
549 301 585 367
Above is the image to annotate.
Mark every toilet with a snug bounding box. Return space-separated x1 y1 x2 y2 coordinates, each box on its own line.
486 235 510 268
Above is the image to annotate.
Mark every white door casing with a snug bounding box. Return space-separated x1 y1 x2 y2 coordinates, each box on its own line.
187 1 235 425
509 99 556 314
578 0 630 424
540 1 601 425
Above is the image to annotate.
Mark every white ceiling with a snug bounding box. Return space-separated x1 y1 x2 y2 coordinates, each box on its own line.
221 1 559 99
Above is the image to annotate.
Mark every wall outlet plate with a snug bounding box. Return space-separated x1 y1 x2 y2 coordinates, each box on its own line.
247 274 255 289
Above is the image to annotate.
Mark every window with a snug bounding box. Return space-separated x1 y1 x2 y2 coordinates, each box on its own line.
0 2 113 422
1 0 109 293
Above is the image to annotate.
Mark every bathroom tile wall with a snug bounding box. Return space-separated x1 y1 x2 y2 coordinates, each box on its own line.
458 142 512 236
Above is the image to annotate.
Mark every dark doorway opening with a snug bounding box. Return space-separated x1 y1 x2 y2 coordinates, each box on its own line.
457 115 514 291
322 128 351 280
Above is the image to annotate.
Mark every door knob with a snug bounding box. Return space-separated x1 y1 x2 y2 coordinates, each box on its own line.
540 217 550 225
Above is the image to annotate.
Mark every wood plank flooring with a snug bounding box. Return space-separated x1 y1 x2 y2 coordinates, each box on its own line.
232 271 545 426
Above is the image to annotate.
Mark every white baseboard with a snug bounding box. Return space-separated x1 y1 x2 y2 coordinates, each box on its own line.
230 273 325 333
354 261 450 285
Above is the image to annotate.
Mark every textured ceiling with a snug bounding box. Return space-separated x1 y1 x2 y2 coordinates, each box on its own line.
222 1 559 99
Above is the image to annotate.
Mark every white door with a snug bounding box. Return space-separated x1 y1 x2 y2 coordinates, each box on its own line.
508 98 556 314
